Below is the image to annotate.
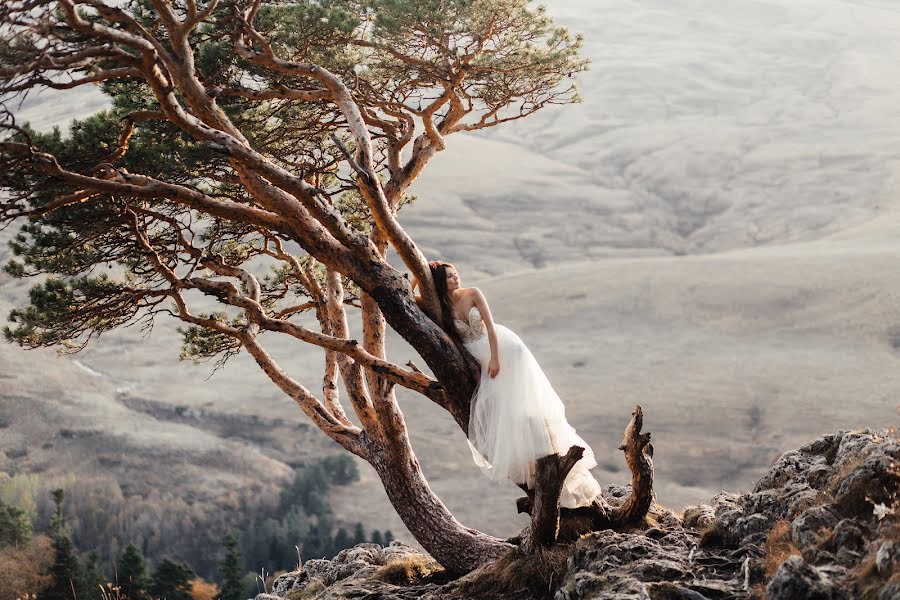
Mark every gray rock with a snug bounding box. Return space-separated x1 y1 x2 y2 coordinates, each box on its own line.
301 559 333 582
875 541 898 575
766 555 845 600
791 505 839 549
271 571 307 596
832 429 882 470
828 519 866 553
323 544 383 585
682 504 715 530
798 433 843 457
834 450 900 518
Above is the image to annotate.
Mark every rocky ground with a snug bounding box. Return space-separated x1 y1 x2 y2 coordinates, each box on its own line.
252 427 899 599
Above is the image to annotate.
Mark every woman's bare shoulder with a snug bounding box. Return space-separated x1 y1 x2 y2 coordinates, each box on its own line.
460 287 489 305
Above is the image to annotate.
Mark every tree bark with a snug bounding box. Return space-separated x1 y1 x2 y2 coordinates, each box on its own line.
369 441 513 574
606 404 655 527
522 445 585 552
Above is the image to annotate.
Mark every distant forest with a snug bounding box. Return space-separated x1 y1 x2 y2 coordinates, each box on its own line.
0 455 394 599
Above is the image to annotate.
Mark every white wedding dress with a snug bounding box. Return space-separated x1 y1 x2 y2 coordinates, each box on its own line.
455 305 603 509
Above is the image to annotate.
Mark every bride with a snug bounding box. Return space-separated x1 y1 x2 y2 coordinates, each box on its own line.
413 260 603 509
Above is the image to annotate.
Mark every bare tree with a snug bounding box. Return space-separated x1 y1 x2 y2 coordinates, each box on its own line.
0 0 653 573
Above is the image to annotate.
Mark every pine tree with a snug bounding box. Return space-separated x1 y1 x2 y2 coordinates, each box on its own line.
40 489 80 600
383 531 395 545
217 534 244 600
332 528 351 553
43 529 81 600
49 489 65 537
149 558 195 600
0 501 32 549
370 530 383 547
79 550 106 600
352 523 365 546
117 544 149 599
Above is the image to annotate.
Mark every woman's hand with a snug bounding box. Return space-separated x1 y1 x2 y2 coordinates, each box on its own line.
488 355 500 378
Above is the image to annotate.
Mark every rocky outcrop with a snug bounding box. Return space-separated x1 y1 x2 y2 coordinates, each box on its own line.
254 427 898 600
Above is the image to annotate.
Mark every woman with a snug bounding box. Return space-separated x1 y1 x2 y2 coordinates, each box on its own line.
412 261 603 509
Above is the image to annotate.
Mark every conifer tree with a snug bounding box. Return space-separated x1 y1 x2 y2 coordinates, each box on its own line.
216 534 244 600
352 523 365 546
332 528 350 553
43 529 81 600
39 489 79 600
78 550 106 600
149 558 195 600
48 489 65 537
117 544 149 600
370 530 384 547
0 501 32 549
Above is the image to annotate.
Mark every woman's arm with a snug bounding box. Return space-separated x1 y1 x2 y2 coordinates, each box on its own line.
471 288 500 378
410 276 423 306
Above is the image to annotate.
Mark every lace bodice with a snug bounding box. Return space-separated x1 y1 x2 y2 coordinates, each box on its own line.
453 305 486 343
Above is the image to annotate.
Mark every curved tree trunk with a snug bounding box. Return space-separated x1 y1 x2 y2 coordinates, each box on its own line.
369 441 513 574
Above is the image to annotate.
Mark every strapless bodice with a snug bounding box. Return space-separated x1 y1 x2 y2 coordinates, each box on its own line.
453 305 486 343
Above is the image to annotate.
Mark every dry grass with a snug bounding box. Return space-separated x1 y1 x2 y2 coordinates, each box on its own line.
762 520 801 579
371 554 444 585
285 579 325 600
455 545 573 600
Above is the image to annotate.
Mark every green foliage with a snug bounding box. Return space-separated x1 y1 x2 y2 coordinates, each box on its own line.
177 313 244 367
0 472 40 520
0 500 32 549
4 275 143 352
278 455 359 515
117 544 149 600
352 522 366 546
216 534 244 600
332 528 350 552
78 550 106 600
370 530 383 546
242 455 363 570
49 489 65 538
43 531 81 600
148 558 195 600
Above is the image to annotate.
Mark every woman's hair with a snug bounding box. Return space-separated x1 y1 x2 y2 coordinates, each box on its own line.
428 260 463 345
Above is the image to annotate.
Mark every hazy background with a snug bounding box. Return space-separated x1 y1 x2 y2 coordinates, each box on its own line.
3 0 900 549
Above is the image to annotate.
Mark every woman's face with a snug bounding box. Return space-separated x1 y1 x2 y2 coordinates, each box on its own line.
445 266 461 291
